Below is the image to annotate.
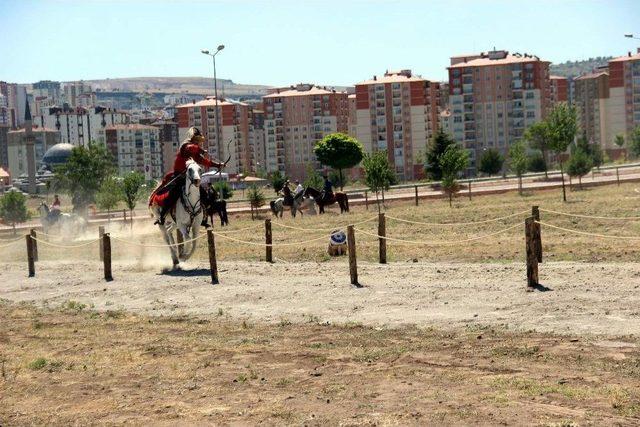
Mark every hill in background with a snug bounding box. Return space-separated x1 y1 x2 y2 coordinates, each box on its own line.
550 56 613 78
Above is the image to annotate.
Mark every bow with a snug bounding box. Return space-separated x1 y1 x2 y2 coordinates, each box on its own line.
215 139 233 177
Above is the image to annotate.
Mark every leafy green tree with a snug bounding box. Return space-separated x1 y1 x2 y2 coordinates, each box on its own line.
268 170 287 193
478 148 504 176
362 150 396 213
303 163 323 190
329 169 348 189
95 176 122 222
425 129 455 181
0 190 29 234
566 147 593 190
213 181 234 200
247 184 265 220
439 144 469 207
121 171 146 229
629 126 640 159
527 151 547 173
509 141 529 196
546 103 578 202
52 143 116 213
314 133 364 190
614 134 626 160
523 122 551 178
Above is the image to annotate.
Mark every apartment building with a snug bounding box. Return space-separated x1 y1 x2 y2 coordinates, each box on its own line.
355 70 440 180
574 70 609 146
448 50 552 174
0 125 9 169
33 105 129 146
147 119 179 175
262 84 349 178
251 109 266 174
0 82 27 128
348 94 357 137
103 124 163 180
550 75 568 104
32 80 62 103
175 97 257 175
63 82 94 108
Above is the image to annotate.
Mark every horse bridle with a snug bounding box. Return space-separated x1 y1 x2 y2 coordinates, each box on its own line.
181 166 203 225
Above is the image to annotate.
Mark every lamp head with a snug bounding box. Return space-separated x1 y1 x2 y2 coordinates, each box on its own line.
624 34 633 38
217 44 225 52
201 49 210 55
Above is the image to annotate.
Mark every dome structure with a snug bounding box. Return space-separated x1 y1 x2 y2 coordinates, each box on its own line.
42 143 74 169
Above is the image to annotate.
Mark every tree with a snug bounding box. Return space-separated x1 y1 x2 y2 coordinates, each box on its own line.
614 134 626 160
527 151 547 173
95 176 122 222
546 103 578 202
523 122 551 178
213 181 234 200
120 172 146 229
329 169 348 189
439 144 469 207
478 148 504 176
629 126 640 158
303 163 323 190
314 133 364 190
0 190 29 235
362 150 396 213
509 141 528 196
268 170 287 193
425 129 455 181
52 143 116 214
247 185 265 220
566 147 593 190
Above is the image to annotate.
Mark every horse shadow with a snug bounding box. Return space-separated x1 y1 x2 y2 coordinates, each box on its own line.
529 282 553 292
159 267 211 277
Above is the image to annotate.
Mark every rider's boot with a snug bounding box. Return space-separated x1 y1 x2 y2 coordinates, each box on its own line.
155 205 169 225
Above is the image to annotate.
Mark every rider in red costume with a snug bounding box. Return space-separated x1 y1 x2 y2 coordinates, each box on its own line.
152 127 225 226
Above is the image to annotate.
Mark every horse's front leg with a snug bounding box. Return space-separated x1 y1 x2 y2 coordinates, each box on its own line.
160 224 179 267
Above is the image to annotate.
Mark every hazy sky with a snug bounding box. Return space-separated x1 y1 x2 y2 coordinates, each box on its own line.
1 0 639 86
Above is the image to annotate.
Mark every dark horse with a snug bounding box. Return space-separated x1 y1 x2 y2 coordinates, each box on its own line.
203 188 229 226
303 187 349 214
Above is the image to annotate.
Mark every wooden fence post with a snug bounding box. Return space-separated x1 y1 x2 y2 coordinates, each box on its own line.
525 217 538 290
98 226 105 261
365 191 369 210
123 209 127 221
616 167 620 186
207 229 219 284
30 229 38 262
347 225 359 286
468 180 472 201
378 213 386 264
532 206 542 263
265 218 273 263
103 233 113 282
414 186 419 206
26 234 35 277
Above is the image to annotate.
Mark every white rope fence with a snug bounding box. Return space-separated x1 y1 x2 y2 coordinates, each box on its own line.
536 220 640 240
385 210 529 226
270 216 377 232
0 234 26 248
539 208 640 221
215 231 332 247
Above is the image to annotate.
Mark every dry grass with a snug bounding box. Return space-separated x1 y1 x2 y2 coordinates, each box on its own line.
1 302 638 425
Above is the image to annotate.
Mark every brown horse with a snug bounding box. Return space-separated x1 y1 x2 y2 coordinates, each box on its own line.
303 187 349 214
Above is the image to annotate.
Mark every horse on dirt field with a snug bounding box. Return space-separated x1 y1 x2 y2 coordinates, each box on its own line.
204 193 229 227
38 202 87 235
269 192 309 218
149 159 203 267
303 187 349 214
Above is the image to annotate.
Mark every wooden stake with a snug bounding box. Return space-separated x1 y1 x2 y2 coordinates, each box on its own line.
365 190 368 210
532 206 542 263
30 229 38 262
378 213 387 264
26 234 35 277
347 225 359 286
414 186 419 206
525 217 538 290
98 226 105 261
616 167 620 186
103 233 113 282
468 180 472 201
123 209 127 221
207 229 219 284
265 218 273 263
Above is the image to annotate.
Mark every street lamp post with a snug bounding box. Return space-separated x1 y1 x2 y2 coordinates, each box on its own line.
201 45 225 166
624 34 640 40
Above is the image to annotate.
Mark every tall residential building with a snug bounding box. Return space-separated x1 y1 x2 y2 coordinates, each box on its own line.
0 94 8 127
251 109 266 174
354 70 440 180
0 82 28 128
149 119 180 175
550 75 568 104
348 94 357 137
32 80 62 102
103 124 163 180
448 50 551 174
63 82 94 108
574 70 609 146
175 97 257 175
262 84 349 178
33 106 129 146
0 125 9 169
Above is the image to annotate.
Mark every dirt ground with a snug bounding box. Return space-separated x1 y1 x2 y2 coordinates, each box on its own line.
1 302 639 425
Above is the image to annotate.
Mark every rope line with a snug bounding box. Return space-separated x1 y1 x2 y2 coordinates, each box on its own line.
385 210 528 226
0 235 27 248
354 223 522 245
539 208 640 221
270 216 377 232
213 231 331 247
111 232 207 248
536 221 640 240
30 236 101 248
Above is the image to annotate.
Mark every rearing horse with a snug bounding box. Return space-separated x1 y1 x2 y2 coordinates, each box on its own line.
303 187 349 214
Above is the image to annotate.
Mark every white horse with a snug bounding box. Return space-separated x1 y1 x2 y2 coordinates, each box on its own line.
38 202 87 236
150 159 203 267
269 192 316 218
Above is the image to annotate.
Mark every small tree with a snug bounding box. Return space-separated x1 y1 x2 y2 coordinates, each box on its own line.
629 126 640 159
314 133 364 190
509 141 528 196
478 148 504 176
362 150 396 213
0 190 29 235
546 103 578 202
303 163 323 190
439 144 469 207
329 169 348 189
425 129 455 181
121 171 146 229
566 147 593 190
268 170 287 193
247 184 265 220
523 122 551 178
527 151 547 173
95 176 122 222
213 181 234 200
614 134 626 160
